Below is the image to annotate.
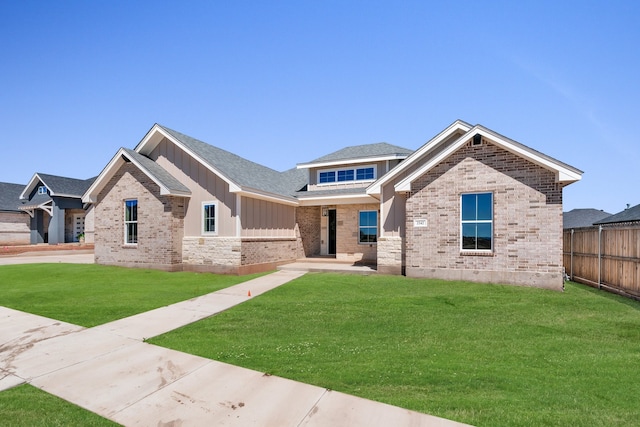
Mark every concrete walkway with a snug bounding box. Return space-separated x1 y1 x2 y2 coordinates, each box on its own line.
0 268 471 426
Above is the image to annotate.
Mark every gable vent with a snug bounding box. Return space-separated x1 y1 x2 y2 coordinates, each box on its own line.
472 134 482 146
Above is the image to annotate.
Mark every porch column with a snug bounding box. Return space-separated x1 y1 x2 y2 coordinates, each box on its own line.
48 202 65 244
30 210 45 244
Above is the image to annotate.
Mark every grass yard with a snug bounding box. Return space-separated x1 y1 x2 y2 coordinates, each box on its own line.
0 263 263 327
149 273 640 427
0 384 118 427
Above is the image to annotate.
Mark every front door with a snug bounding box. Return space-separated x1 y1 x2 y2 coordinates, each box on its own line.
73 214 85 242
328 209 336 255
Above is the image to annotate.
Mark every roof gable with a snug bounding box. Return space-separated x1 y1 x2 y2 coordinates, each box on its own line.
20 173 95 200
389 122 582 193
82 148 191 203
135 124 300 204
297 142 412 169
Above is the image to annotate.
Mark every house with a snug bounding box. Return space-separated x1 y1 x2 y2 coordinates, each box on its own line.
594 203 640 226
83 120 582 290
563 208 612 229
19 173 95 244
0 182 30 245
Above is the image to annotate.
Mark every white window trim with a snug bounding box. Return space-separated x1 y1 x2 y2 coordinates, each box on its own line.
317 164 377 186
38 186 47 195
460 192 493 252
124 199 138 245
202 201 218 235
358 209 378 245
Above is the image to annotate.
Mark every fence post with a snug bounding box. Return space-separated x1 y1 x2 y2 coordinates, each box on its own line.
570 228 574 280
598 225 602 290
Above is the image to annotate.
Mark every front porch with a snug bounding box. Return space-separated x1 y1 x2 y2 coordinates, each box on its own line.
277 256 377 275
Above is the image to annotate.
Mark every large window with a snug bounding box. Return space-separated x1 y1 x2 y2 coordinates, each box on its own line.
318 165 376 185
359 210 378 243
203 202 217 234
461 193 493 250
124 199 138 244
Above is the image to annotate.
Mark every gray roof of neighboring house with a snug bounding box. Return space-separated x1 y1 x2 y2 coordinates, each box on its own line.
594 203 640 225
299 142 413 166
122 148 191 194
563 208 613 229
157 125 305 198
0 182 25 212
37 173 96 197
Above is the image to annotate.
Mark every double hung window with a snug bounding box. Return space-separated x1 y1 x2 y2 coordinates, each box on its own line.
124 199 138 244
359 210 378 243
461 193 493 251
203 202 217 234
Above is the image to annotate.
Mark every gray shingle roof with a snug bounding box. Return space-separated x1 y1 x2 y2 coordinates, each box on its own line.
37 173 96 197
295 186 368 198
122 148 191 195
594 203 640 225
300 142 412 166
157 125 302 198
563 208 612 229
0 182 25 212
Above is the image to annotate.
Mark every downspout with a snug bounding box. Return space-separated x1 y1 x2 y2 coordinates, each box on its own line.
570 228 574 281
597 225 602 290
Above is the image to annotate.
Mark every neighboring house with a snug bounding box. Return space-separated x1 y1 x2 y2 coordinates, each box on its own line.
563 208 612 229
594 203 640 226
0 182 30 245
83 120 582 290
19 173 95 244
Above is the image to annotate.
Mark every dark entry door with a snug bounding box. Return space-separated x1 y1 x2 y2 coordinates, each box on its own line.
328 209 337 255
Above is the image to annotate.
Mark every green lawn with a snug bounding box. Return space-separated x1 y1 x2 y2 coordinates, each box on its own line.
0 263 263 327
1 266 639 426
149 273 640 427
0 384 118 427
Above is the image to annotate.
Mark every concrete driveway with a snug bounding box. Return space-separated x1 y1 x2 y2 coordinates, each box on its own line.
0 252 95 265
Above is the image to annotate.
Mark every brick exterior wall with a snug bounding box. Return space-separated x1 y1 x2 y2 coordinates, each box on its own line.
241 237 304 265
94 163 185 271
336 203 378 262
405 139 565 290
296 206 321 257
0 212 30 245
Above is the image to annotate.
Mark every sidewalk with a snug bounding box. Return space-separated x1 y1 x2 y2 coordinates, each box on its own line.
0 270 471 426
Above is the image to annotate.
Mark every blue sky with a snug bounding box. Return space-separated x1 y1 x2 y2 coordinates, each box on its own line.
1 0 638 213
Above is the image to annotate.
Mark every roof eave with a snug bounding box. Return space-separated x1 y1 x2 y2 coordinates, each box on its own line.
19 173 44 200
297 154 409 170
394 125 583 192
367 120 473 196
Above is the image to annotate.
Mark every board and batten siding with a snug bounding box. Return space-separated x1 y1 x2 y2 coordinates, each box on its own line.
241 197 296 237
151 138 237 237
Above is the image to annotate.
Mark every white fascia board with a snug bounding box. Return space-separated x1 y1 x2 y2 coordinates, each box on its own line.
395 127 583 193
19 173 43 200
297 194 378 206
82 148 128 203
137 125 243 193
234 189 299 206
83 148 192 202
367 120 473 196
296 154 408 170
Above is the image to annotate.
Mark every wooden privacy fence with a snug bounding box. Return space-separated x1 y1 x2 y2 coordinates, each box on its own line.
563 225 640 299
